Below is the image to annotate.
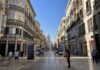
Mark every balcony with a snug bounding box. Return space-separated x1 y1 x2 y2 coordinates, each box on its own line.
25 12 35 24
6 19 24 27
94 0 100 10
8 4 25 13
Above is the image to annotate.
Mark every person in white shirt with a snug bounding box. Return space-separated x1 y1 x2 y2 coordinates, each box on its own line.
8 51 13 62
14 50 19 60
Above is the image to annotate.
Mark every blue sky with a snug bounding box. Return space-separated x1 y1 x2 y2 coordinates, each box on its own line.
30 0 68 42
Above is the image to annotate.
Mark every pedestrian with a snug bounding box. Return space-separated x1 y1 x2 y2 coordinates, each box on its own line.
92 49 97 63
14 50 19 61
8 51 13 63
65 48 71 68
40 47 43 56
41 48 44 56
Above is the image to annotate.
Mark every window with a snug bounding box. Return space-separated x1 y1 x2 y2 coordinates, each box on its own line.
1 28 4 34
4 27 9 34
79 24 86 36
93 15 98 30
9 28 16 34
8 0 25 8
7 11 15 19
77 0 82 8
2 15 6 27
16 28 22 35
94 0 100 5
8 0 15 5
14 11 25 22
87 18 93 32
86 0 91 15
79 9 83 19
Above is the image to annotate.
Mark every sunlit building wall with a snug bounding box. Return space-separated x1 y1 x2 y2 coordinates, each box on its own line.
0 0 37 56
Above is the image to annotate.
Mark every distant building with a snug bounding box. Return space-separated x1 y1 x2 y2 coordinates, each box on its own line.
46 34 52 49
54 16 67 52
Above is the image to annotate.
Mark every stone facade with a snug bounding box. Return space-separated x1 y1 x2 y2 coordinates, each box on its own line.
0 0 46 57
55 0 100 57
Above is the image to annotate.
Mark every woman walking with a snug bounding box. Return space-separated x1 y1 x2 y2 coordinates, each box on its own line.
65 47 71 68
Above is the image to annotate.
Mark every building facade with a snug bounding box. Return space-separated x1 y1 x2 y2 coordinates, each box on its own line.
65 0 87 56
63 0 100 57
0 0 6 38
54 17 66 46
84 0 100 57
0 0 44 57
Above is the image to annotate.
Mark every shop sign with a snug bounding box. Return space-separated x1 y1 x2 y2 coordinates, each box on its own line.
89 40 96 45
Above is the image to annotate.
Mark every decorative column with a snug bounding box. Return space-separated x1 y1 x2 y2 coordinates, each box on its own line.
86 41 92 58
20 41 23 52
5 39 8 56
21 29 23 52
15 34 17 51
15 38 17 51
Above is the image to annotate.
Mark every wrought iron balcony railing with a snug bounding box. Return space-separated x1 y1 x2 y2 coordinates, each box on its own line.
8 4 25 13
6 19 24 27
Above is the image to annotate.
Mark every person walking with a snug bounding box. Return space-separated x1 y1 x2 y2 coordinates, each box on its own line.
92 49 97 63
65 48 71 68
41 47 44 56
40 47 43 56
14 50 19 61
8 51 13 63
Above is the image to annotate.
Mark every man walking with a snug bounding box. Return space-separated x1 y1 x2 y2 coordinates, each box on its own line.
65 48 71 68
92 49 98 63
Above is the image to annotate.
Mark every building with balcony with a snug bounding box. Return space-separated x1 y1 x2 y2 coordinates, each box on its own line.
54 17 66 47
63 0 100 57
34 20 47 49
93 0 100 57
0 0 38 57
64 0 88 56
83 0 100 57
0 0 6 38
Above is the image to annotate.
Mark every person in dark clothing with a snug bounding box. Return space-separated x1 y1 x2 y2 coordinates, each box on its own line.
92 49 98 63
65 48 71 68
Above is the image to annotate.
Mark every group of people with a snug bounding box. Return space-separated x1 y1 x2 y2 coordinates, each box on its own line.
8 50 19 62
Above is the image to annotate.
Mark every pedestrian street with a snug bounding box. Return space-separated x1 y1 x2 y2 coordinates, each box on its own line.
20 51 100 70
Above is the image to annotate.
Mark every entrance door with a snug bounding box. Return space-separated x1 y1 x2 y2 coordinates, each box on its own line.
0 42 6 57
8 43 15 54
17 44 20 51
